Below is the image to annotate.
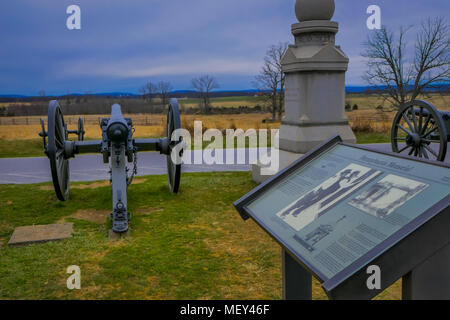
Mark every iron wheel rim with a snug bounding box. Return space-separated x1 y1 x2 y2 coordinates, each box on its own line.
48 100 70 201
166 99 182 193
391 100 447 161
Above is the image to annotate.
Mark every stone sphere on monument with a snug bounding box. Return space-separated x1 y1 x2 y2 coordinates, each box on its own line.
295 0 335 22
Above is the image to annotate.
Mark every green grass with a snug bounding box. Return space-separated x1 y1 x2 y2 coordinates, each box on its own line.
0 172 283 299
0 132 390 158
354 132 390 144
0 139 43 158
0 172 402 299
0 137 273 158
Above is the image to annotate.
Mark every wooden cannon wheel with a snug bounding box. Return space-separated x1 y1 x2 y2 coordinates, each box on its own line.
166 98 182 193
47 100 70 201
391 100 447 162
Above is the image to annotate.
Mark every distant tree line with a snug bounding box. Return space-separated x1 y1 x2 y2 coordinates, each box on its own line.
1 98 268 117
139 75 220 114
1 103 267 117
139 81 174 108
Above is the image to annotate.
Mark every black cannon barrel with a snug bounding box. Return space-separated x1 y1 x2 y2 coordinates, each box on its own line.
409 107 450 134
106 104 129 143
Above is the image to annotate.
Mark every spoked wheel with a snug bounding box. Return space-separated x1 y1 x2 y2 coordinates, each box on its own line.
77 117 85 141
391 100 447 162
166 98 182 193
47 100 70 201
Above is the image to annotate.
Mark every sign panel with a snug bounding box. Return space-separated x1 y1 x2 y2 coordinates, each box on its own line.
235 136 450 285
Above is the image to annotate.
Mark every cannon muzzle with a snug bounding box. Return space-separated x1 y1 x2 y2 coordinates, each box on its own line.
106 104 129 143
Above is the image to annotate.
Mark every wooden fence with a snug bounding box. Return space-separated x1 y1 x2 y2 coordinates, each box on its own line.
0 116 164 126
0 114 395 125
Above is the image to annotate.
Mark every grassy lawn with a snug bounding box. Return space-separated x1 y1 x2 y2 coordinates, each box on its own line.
0 172 282 299
354 132 390 144
0 172 401 299
0 132 391 158
0 139 43 158
0 137 274 158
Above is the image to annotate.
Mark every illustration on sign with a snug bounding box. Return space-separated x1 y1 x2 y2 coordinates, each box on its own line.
349 174 428 218
277 164 382 231
294 215 347 252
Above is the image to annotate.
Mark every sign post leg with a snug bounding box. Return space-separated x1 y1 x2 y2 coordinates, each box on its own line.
402 242 450 300
282 248 312 300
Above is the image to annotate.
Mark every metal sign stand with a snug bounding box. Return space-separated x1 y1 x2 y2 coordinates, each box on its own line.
402 242 450 300
283 242 450 300
282 249 312 300
235 136 450 301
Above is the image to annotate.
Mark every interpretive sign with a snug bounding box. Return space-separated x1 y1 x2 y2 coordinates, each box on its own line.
235 135 450 299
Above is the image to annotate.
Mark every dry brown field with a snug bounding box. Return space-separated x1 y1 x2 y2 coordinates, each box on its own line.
345 94 449 111
1 93 448 141
0 109 434 141
0 113 281 140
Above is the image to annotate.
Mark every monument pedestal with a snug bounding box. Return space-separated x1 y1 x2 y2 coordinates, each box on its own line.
252 149 303 183
252 0 356 182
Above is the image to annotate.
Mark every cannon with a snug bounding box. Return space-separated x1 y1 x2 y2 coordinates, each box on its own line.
39 99 184 234
391 100 449 162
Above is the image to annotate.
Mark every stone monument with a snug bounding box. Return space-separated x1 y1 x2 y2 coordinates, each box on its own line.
253 0 356 183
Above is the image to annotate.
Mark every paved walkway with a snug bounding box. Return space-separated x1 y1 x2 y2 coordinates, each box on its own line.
0 150 251 184
0 144 448 184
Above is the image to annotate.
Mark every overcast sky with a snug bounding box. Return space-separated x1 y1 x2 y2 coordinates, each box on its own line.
0 0 447 95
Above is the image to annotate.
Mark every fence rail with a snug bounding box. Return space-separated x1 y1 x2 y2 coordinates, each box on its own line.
0 115 393 126
0 116 164 126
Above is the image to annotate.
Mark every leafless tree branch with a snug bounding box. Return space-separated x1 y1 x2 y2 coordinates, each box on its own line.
254 42 288 120
362 17 449 109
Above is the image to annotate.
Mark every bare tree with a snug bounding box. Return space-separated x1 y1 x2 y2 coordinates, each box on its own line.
144 81 158 106
191 75 219 114
254 42 288 120
268 43 288 119
83 91 92 103
254 60 280 120
158 81 174 106
65 90 71 105
138 86 147 101
362 17 449 108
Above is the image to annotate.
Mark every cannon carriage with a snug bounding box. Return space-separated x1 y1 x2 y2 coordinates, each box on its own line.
39 99 184 234
391 100 449 162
